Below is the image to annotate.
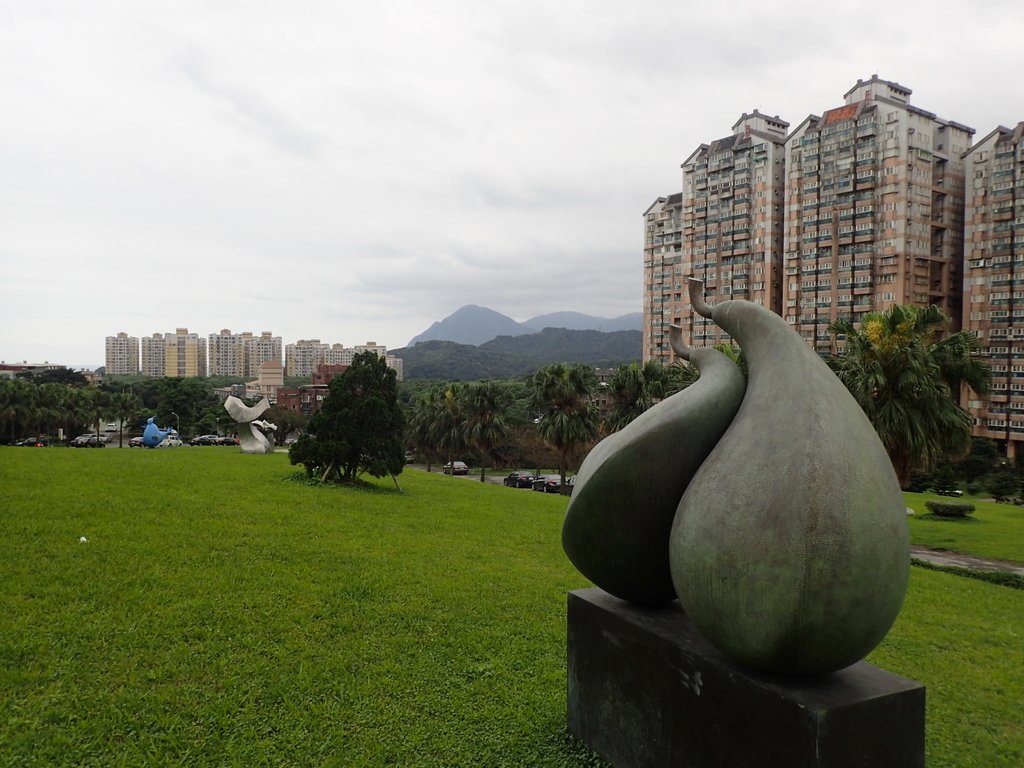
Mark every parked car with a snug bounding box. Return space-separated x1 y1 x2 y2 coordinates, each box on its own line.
190 434 221 446
532 475 556 492
217 436 239 446
70 434 104 448
405 451 416 463
157 433 183 448
128 436 144 448
565 476 576 496
443 461 469 475
936 488 964 497
531 475 564 493
15 436 48 447
504 471 535 488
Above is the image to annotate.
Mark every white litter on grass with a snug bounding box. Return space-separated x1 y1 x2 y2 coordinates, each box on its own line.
79 536 88 543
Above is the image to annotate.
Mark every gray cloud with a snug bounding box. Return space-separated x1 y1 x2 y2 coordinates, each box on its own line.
1 1 1022 368
178 47 327 159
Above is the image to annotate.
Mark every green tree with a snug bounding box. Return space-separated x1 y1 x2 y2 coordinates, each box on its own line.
930 462 960 496
604 360 678 433
985 468 1020 503
110 391 142 447
530 363 599 493
289 352 405 484
16 368 89 387
407 387 445 472
34 383 67 438
264 405 309 446
435 384 469 475
462 382 511 482
0 378 37 443
956 438 1001 483
827 305 990 488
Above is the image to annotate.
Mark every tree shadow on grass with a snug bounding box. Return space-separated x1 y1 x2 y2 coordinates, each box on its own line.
917 513 983 523
284 471 404 495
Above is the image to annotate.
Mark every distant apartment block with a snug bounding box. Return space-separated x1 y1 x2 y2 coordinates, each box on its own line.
642 194 683 362
644 76 974 362
208 329 248 377
286 339 403 380
962 122 1024 453
140 333 166 377
783 76 972 354
286 339 329 377
642 77 1024 454
105 332 139 375
209 330 283 377
246 332 282 377
140 328 207 377
644 111 789 362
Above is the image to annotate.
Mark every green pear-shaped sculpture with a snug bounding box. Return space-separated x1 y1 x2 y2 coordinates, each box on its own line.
563 332 745 605
669 279 909 674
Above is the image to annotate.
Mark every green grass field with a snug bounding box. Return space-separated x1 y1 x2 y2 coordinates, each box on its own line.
1 448 1022 766
904 491 1024 564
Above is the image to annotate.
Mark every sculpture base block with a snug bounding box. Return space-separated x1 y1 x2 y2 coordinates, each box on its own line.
567 588 925 768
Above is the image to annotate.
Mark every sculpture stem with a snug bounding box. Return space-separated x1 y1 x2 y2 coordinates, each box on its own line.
668 325 692 361
688 277 713 318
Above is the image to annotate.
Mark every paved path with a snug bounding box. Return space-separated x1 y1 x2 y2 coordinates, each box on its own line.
910 546 1024 576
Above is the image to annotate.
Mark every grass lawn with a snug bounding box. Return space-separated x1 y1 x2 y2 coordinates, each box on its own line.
905 491 1024 564
1 448 1021 767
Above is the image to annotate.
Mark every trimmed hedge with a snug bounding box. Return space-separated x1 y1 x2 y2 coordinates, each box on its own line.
925 500 975 518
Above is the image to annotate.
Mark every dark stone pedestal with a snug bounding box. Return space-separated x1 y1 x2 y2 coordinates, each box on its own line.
567 588 925 768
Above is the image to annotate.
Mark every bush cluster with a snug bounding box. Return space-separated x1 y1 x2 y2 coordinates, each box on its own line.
924 500 976 518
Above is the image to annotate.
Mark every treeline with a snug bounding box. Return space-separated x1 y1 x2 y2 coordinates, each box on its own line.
0 372 307 445
403 360 694 484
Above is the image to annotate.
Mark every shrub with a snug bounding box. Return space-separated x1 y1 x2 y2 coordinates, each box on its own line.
986 471 1021 503
924 500 976 518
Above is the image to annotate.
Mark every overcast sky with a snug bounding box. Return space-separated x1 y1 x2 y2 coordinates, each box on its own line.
2 1 1022 369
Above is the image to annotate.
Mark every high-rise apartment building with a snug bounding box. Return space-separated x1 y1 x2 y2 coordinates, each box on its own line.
163 328 207 377
208 329 247 377
782 76 973 353
284 340 401 380
642 193 683 363
643 111 789 362
141 333 166 377
286 339 329 377
209 330 282 377
246 332 282 377
962 122 1024 454
105 332 139 375
141 328 207 378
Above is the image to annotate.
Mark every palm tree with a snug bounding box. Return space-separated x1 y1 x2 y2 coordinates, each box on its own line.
435 384 468 475
827 304 990 488
604 360 680 433
408 388 444 471
530 363 599 493
462 382 511 482
0 378 37 443
62 386 93 440
112 391 141 447
35 383 67 438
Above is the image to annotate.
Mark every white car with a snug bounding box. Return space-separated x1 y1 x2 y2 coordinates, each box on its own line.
157 432 183 448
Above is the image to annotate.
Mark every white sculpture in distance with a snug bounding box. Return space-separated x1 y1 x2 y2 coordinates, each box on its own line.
224 396 278 454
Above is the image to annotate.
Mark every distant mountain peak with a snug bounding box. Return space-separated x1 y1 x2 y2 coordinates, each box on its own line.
407 306 535 347
408 306 642 347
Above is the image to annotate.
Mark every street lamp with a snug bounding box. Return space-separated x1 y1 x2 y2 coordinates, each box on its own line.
171 411 180 434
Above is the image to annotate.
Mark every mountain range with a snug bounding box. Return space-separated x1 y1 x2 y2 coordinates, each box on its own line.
394 305 643 380
406 305 642 347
